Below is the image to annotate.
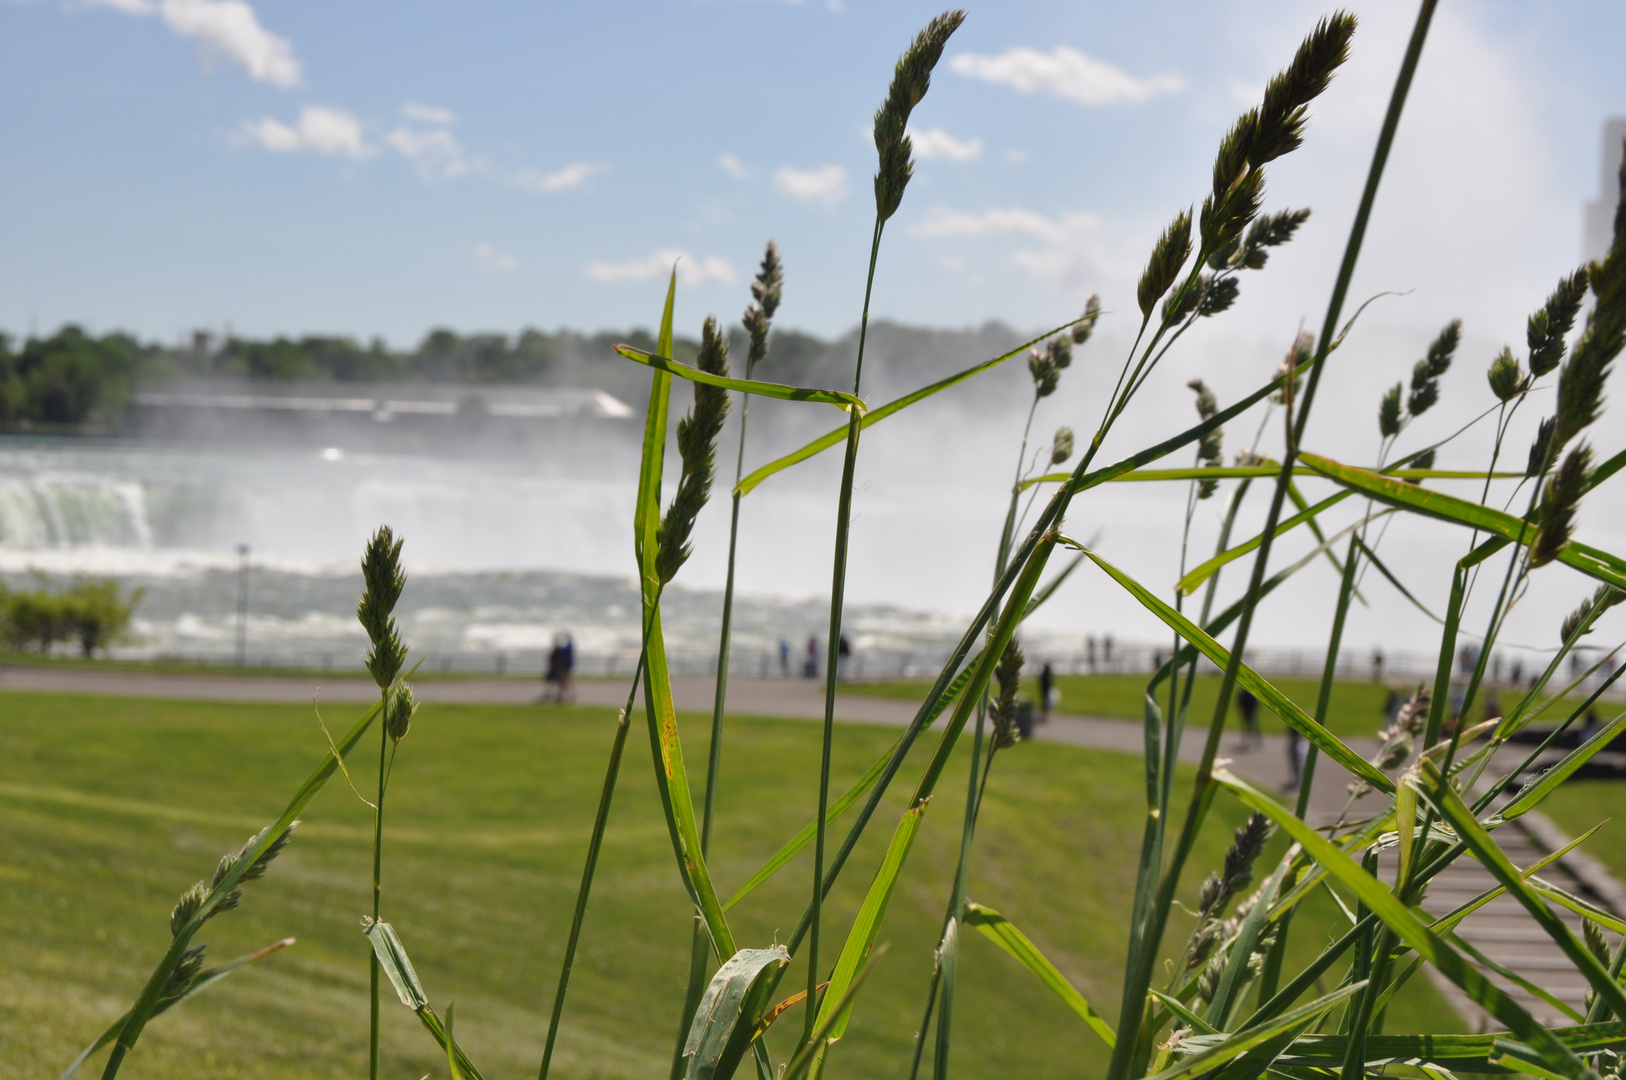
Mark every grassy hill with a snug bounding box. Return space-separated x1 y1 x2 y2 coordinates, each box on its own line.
0 690 1457 1078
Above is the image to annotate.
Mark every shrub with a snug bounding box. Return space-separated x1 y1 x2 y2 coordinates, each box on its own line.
0 576 141 656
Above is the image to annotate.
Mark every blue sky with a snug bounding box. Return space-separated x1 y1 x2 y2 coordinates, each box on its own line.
0 0 1622 350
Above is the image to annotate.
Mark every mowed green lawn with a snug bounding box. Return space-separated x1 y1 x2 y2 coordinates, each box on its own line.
851 673 1589 741
1 691 1457 1079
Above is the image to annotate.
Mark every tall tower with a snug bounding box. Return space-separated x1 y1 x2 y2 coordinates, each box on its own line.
1585 118 1626 262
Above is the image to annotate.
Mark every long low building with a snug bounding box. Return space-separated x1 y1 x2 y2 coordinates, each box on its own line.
127 379 639 452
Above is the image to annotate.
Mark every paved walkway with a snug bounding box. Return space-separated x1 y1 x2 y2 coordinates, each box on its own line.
5 663 1622 1028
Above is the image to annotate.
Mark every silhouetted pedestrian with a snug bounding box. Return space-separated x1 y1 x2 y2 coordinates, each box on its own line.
779 638 790 677
1038 661 1055 723
1284 725 1304 791
804 635 819 679
1236 688 1261 751
837 634 852 680
543 630 575 704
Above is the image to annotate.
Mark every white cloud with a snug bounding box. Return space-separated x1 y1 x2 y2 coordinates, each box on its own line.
80 0 302 87
160 0 301 87
911 206 1071 242
950 46 1180 106
584 248 736 287
513 162 598 193
387 126 469 180
773 164 848 208
907 126 983 163
718 152 752 181
238 106 368 158
473 243 518 271
84 0 156 13
911 205 1129 293
402 101 457 125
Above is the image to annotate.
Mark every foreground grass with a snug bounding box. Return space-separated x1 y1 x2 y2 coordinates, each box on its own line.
851 673 1605 741
0 691 1456 1078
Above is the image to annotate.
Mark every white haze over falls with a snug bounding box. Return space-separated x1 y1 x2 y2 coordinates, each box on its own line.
4 312 1625 679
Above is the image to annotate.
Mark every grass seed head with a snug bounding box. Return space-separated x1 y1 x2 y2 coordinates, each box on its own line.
1196 953 1225 1005
1240 207 1312 269
742 241 783 372
1273 332 1313 404
1527 416 1556 477
1487 347 1525 402
1528 268 1589 377
1050 426 1074 466
1549 140 1626 454
990 637 1025 750
1378 382 1402 438
1247 14 1356 167
1200 811 1270 919
1070 295 1101 345
872 10 966 223
1585 918 1612 968
1138 210 1193 320
1406 320 1459 417
241 821 297 881
1404 449 1435 482
1163 274 1207 323
656 317 730 585
1532 443 1593 568
385 682 418 743
1188 379 1218 422
171 881 208 938
161 943 207 1001
1561 583 1624 646
357 526 407 689
1394 687 1429 739
1027 339 1072 399
1198 275 1240 317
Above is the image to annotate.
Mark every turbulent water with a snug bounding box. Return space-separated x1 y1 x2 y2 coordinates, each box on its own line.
0 436 1018 675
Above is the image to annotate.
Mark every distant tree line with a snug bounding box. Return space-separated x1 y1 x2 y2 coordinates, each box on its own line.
0 319 1029 428
0 577 141 657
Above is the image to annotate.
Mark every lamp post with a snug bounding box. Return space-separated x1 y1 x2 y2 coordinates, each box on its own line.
235 543 250 667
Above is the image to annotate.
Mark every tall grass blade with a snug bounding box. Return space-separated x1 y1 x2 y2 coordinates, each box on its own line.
365 920 427 1009
642 574 737 957
735 319 1086 497
814 805 926 1043
1276 1025 1626 1069
962 902 1116 1047
681 946 790 1080
98 697 383 1080
1501 707 1626 818
1302 452 1626 588
724 732 901 910
613 343 863 410
359 919 487 1079
1217 768 1595 1079
541 271 679 1080
1080 546 1391 792
1147 982 1368 1080
782 945 888 1080
60 939 294 1080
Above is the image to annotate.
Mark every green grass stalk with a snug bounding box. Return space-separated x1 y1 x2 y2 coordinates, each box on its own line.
539 655 646 1080
1106 8 1437 1076
804 215 883 1046
369 688 386 1080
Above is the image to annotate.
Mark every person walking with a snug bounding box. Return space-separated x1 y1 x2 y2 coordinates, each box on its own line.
1038 661 1055 724
804 635 819 679
778 638 791 677
543 630 576 704
1235 688 1261 751
837 634 852 680
1284 724 1304 792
